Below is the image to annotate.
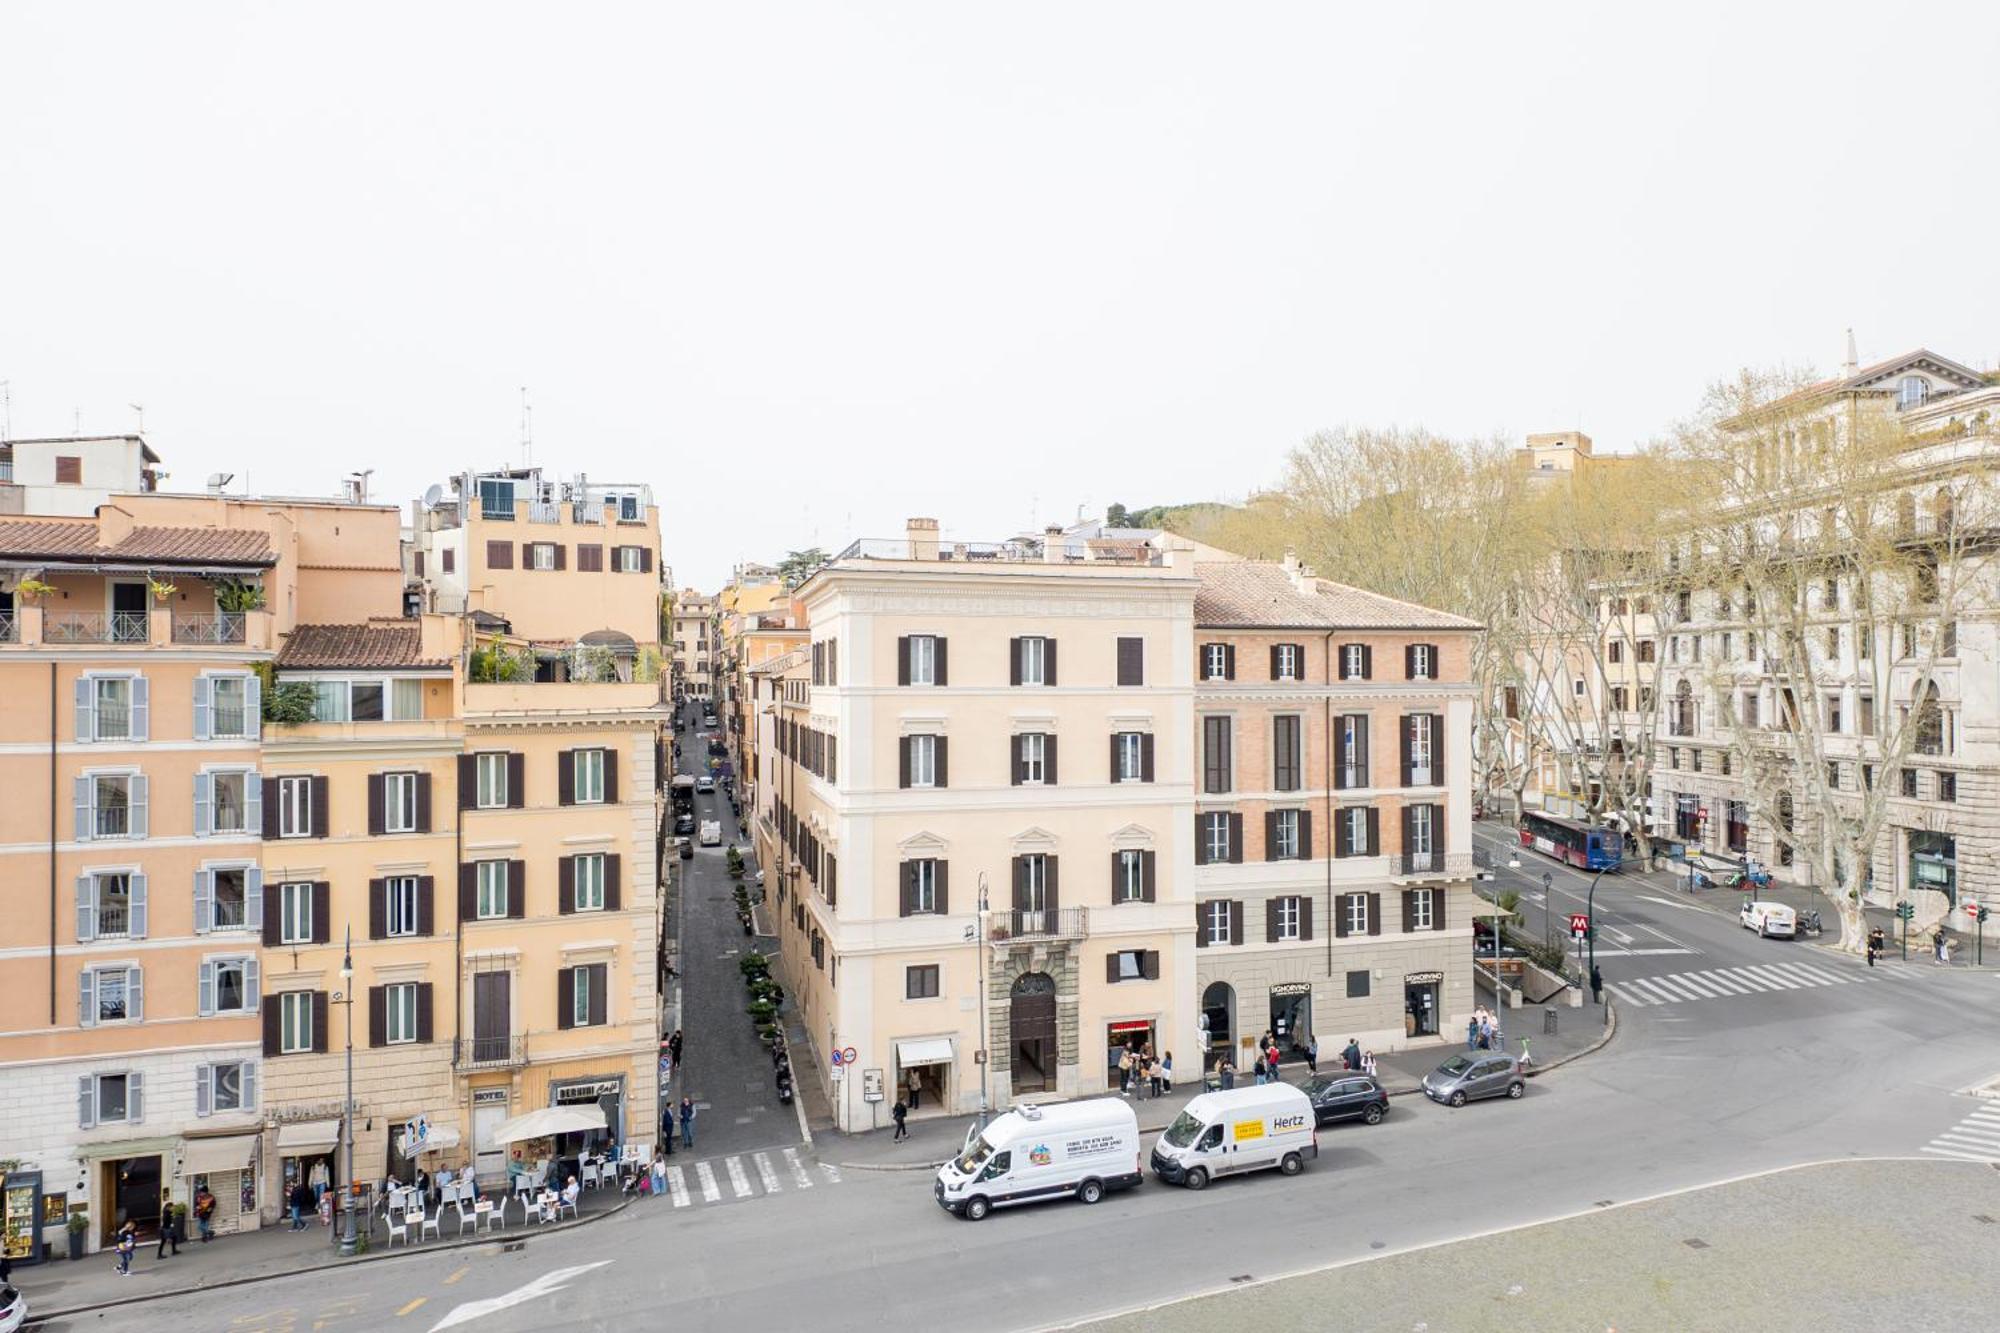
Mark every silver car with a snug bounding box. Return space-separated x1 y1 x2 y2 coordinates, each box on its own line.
1423 1052 1525 1107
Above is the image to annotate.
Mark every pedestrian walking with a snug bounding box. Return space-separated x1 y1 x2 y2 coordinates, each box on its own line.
668 1029 684 1066
1935 930 1952 965
1867 927 1884 967
309 1157 331 1209
1161 1052 1174 1094
194 1186 216 1243
1361 1050 1377 1077
287 1180 311 1231
1303 1036 1319 1075
1252 1056 1267 1086
1466 1016 1480 1051
661 1105 677 1156
678 1096 697 1149
651 1149 668 1198
1589 964 1604 1004
154 1191 181 1258
892 1098 909 1140
113 1222 136 1276
907 1067 922 1110
1266 1042 1281 1081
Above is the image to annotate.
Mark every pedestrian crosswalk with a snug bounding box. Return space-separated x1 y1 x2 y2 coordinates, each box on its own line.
661 1147 840 1212
1920 1102 2000 1163
1605 958 1868 1007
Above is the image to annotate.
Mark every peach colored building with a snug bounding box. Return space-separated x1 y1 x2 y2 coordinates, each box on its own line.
1189 557 1482 1068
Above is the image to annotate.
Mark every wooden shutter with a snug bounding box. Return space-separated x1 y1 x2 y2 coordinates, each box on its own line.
1299 897 1314 941
640 548 653 574
1361 645 1372 678
312 991 329 1052
553 544 567 570
1107 954 1122 985
1366 892 1382 937
1431 715 1446 788
1334 811 1352 859
933 860 948 915
1009 638 1022 686
577 543 602 571
1141 851 1157 903
367 775 384 836
1045 734 1058 786
559 856 576 914
1223 644 1236 679
417 876 435 935
899 736 911 789
1045 639 1057 686
1142 949 1159 980
1264 810 1280 862
1193 814 1208 866
1195 902 1210 947
368 878 387 940
262 1004 281 1056
1354 716 1369 787
414 773 433 833
934 736 948 788
1046 856 1060 915
603 749 618 803
458 755 476 809
368 985 387 1047
1298 810 1313 859
1265 897 1280 942
508 860 526 918
1227 813 1244 864
263 777 281 839
1366 807 1380 856
1402 805 1415 863
1141 733 1155 782
934 637 948 686
1011 736 1024 786
1433 887 1448 932
262 883 281 946
556 968 576 1029
417 983 434 1043
897 636 911 685
1117 636 1142 686
1110 851 1125 899
897 862 914 917
604 854 621 912
506 752 525 808
311 777 330 838
1335 895 1350 937
1109 733 1122 784
1405 644 1418 678
1401 889 1416 933
1228 900 1244 945
1339 645 1355 680
558 751 575 806
311 882 331 943
458 863 477 919
487 540 513 569
1400 718 1414 787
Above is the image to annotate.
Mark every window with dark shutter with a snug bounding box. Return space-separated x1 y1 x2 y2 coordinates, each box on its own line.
441 547 455 573
1116 636 1143 686
487 540 514 569
1202 716 1232 793
55 455 82 484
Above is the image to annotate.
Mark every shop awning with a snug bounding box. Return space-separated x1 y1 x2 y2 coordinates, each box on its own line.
180 1134 257 1177
488 1105 606 1146
398 1124 462 1156
896 1037 955 1067
275 1120 341 1153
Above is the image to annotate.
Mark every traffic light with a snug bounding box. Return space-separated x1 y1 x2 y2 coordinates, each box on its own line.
1978 906 1991 925
1895 901 1915 922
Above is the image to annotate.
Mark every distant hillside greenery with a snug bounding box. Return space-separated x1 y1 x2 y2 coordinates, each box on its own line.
1105 497 1290 559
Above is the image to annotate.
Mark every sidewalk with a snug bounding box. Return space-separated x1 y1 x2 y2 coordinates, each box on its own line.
17 1184 633 1322
820 1000 1616 1171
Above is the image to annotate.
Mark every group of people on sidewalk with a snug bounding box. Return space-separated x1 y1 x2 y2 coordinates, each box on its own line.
108 1186 218 1277
1114 1042 1175 1099
1466 1008 1502 1051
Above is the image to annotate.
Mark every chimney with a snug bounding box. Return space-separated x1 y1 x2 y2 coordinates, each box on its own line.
1842 328 1859 379
1281 548 1299 573
1285 550 1315 593
906 517 939 562
1043 525 1065 564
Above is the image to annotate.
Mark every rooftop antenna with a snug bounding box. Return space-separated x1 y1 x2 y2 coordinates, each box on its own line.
129 403 145 435
73 407 81 435
519 386 533 469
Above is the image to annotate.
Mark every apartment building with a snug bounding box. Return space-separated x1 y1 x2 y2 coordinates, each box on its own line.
0 490 402 1257
1652 348 1998 926
670 590 715 703
408 467 662 670
765 520 1199 1131
0 434 165 517
1189 558 1481 1069
737 620 808 809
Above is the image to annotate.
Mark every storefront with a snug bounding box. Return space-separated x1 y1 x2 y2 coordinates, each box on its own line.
1268 982 1313 1056
0 1169 44 1265
1104 1019 1156 1088
1405 971 1444 1038
892 1037 954 1115
1910 831 1957 905
179 1134 260 1236
549 1076 623 1164
274 1120 341 1219
470 1087 512 1183
1200 982 1235 1060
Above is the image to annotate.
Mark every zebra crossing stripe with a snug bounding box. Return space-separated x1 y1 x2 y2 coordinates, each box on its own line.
1934 1135 2000 1156
1664 972 1726 998
1642 976 1705 1002
667 1165 690 1208
819 1162 842 1185
1922 1145 2000 1163
784 1147 814 1189
1939 1128 2000 1149
1607 984 1654 1007
1782 961 1849 985
753 1152 782 1194
1627 977 1682 1004
726 1156 754 1198
1698 970 1758 995
1765 961 1836 987
1734 966 1801 991
695 1161 721 1203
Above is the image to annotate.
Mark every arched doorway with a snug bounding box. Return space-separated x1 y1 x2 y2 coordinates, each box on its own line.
1201 982 1235 1062
1010 972 1057 1094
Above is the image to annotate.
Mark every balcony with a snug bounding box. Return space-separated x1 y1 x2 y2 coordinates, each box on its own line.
0 612 14 644
988 906 1089 942
1392 852 1476 880
526 501 562 524
459 1034 527 1070
45 610 151 644
171 612 247 645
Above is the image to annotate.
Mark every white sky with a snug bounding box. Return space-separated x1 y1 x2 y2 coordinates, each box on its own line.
4 3 1998 589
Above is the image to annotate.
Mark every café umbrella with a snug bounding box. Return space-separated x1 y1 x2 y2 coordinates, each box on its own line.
487 1104 608 1145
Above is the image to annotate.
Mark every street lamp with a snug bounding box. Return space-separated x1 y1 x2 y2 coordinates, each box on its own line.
974 872 992 1132
336 928 357 1258
1585 869 1607 1019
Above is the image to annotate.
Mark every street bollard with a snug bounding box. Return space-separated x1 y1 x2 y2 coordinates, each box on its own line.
1543 1006 1557 1036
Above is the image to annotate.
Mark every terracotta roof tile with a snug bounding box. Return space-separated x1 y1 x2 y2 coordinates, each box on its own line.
0 520 275 566
1194 561 1481 631
276 622 451 671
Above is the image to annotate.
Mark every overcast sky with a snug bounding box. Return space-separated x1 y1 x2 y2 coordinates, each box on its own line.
5 3 1998 589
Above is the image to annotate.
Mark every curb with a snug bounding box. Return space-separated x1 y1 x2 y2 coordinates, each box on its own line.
28 1194 637 1323
829 1010 1620 1173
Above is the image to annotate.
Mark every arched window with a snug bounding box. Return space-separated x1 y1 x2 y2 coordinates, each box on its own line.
1672 680 1695 737
1899 376 1930 409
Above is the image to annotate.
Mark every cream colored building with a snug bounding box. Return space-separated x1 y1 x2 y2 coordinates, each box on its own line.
767 519 1199 1130
670 589 716 704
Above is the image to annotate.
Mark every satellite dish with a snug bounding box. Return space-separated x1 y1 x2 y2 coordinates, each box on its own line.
206 472 235 489
422 484 445 507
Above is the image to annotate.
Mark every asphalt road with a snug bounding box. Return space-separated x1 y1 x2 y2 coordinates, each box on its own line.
33 817 2000 1333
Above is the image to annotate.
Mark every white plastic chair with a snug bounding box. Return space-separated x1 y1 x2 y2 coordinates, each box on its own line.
454 1201 476 1235
419 1207 441 1242
581 1160 601 1191
387 1210 412 1248
556 1189 579 1221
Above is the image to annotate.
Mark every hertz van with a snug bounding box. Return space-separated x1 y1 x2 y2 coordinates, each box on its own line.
1149 1084 1317 1189
935 1100 1142 1220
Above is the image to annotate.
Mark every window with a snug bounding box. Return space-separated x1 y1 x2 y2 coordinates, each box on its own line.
1114 732 1145 782
1859 695 1875 736
908 859 939 914
1202 643 1227 679
1202 716 1232 793
1608 641 1623 664
1273 809 1300 859
1341 644 1368 679
207 957 254 1014
1018 636 1048 686
477 861 509 919
83 965 139 1024
530 543 556 570
381 771 418 833
1411 888 1434 930
908 635 939 686
1826 627 1840 659
1115 850 1146 903
571 966 595 1027
386 877 419 936
1018 732 1048 785
1407 714 1435 785
1825 761 1841 791
476 753 509 809
280 991 314 1053
1273 715 1302 791
55 454 81 484
88 872 133 938
85 1073 138 1127
210 676 250 738
1407 804 1436 857
1346 970 1369 999
351 681 384 722
91 676 134 740
1637 641 1656 664
89 773 137 839
1201 811 1231 863
908 734 938 788
1899 375 1930 409
1939 772 1957 803
1862 764 1875 792
574 854 606 911
616 546 645 573
1116 636 1144 686
906 965 940 1000
1273 643 1301 680
278 776 313 837
574 749 605 804
1610 686 1629 711
1825 696 1842 733
1111 949 1151 981
1342 806 1370 856
386 983 418 1044
486 539 514 568
1690 749 1703 773
1337 715 1367 788
206 1061 250 1114
441 547 455 574
211 867 249 930
205 770 251 834
1408 644 1435 679
1205 900 1231 946
279 882 315 945
1275 896 1301 941
1344 894 1368 935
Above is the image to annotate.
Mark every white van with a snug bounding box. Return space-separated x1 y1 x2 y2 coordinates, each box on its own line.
1149 1084 1317 1189
935 1099 1142 1221
698 820 722 847
1741 900 1796 938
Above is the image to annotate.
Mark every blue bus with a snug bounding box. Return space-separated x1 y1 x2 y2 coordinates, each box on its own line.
1518 810 1622 871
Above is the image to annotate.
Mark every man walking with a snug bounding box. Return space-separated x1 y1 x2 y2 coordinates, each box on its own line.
892 1097 909 1141
155 1191 180 1258
1866 927 1881 968
678 1096 697 1150
1304 1036 1319 1075
1589 964 1603 1004
660 1105 677 1156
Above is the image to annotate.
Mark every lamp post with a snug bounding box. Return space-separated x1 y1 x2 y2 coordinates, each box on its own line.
336 928 357 1258
1585 868 1607 1020
974 872 992 1132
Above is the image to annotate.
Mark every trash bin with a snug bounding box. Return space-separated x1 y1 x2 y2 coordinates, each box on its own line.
1543 1006 1558 1035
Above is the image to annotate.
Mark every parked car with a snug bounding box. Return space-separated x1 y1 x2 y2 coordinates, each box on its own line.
678 837 694 860
698 820 723 847
695 775 716 794
1422 1052 1524 1107
1301 1072 1391 1126
674 812 695 835
1741 900 1797 938
937 1098 1141 1219
0 1279 25 1333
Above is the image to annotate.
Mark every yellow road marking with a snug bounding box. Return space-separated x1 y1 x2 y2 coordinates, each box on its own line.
396 1297 428 1317
444 1265 470 1285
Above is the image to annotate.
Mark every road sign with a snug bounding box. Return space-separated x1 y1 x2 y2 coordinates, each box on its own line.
1568 913 1590 936
830 1049 844 1067
1964 900 1980 916
842 1046 858 1065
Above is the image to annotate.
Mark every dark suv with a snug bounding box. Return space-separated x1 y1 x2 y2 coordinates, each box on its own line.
1301 1072 1390 1127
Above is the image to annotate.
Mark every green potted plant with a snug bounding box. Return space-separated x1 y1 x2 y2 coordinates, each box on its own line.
15 577 55 604
66 1207 88 1261
212 578 266 613
747 998 777 1024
